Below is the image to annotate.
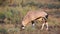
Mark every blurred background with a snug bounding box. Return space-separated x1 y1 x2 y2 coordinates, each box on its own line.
0 0 60 34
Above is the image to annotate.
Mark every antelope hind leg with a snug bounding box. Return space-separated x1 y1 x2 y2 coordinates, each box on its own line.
45 22 48 30
41 23 45 30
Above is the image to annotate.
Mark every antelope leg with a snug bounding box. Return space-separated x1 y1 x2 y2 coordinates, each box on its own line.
32 21 35 27
41 23 45 30
45 22 48 30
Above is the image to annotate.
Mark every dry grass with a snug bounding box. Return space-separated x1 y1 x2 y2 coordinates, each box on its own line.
0 0 60 34
0 7 60 34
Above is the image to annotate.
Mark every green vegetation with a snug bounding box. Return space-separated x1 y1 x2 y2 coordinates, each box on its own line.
0 12 5 19
0 28 8 34
0 0 60 34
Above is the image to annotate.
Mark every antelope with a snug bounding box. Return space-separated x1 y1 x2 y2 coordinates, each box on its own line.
21 10 48 30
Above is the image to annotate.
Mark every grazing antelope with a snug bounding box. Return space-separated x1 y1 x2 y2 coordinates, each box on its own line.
21 10 48 30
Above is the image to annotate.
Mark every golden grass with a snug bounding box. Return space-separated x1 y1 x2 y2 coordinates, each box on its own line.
0 0 60 34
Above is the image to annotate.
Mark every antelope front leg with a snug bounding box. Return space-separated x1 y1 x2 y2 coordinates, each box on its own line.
32 21 35 27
